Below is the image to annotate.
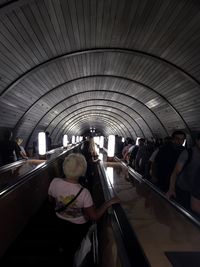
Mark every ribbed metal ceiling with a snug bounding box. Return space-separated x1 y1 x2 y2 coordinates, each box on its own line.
0 0 200 147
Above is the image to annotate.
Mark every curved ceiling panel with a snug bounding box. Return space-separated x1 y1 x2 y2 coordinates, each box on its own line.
60 113 125 138
27 99 148 147
55 111 132 143
0 0 200 148
27 93 162 147
50 106 141 141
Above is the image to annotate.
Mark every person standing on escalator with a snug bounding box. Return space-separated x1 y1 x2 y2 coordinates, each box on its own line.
15 137 28 160
45 131 52 151
0 130 21 166
48 153 119 266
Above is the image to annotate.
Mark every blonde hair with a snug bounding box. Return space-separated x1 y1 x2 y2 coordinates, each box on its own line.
63 153 87 179
88 137 97 156
15 137 23 145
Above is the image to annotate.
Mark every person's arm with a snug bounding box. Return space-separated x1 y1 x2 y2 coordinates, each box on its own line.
190 167 200 215
149 162 157 184
14 142 22 160
166 150 187 199
125 150 132 164
149 149 160 181
20 150 28 159
84 197 120 221
122 146 127 159
191 197 200 215
166 162 184 199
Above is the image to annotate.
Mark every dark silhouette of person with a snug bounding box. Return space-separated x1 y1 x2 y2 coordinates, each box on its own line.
0 130 21 166
45 132 52 151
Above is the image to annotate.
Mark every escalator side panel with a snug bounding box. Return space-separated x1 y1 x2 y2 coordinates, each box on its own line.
0 158 63 258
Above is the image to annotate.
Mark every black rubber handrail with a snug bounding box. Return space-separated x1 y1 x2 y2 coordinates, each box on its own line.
117 158 200 228
0 144 80 198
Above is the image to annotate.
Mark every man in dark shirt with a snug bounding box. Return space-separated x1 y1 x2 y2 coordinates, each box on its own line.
152 130 186 193
166 133 200 210
0 130 21 166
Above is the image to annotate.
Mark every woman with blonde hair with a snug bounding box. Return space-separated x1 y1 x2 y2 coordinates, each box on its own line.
48 153 119 265
15 137 28 160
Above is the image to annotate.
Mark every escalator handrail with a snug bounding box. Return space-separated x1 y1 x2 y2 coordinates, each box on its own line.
117 158 200 228
0 145 80 198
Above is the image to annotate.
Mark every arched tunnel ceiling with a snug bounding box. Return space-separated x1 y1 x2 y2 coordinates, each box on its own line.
0 0 200 147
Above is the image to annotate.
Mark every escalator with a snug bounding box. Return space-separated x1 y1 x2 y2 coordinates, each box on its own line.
3 147 197 267
0 145 80 260
0 147 148 267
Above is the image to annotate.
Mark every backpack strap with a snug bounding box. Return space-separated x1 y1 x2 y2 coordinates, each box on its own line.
55 187 84 212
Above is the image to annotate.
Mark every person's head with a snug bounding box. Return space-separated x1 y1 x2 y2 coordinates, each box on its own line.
15 137 23 145
125 137 133 145
138 138 145 146
63 153 87 181
172 130 186 146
